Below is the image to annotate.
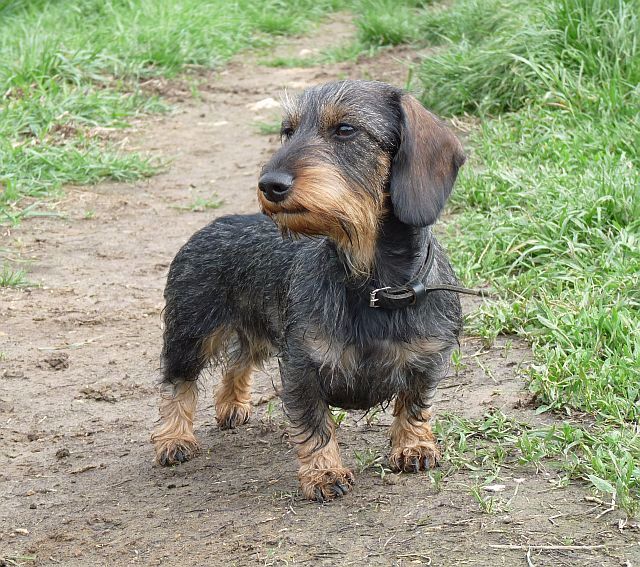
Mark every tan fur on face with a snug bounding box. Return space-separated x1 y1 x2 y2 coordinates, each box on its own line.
259 164 383 274
389 393 440 472
151 380 199 465
319 103 348 130
293 418 354 501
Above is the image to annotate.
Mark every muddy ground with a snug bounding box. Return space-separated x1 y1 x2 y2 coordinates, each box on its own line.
1 16 638 567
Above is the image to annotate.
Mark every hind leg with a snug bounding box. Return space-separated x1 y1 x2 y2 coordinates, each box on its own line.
389 347 454 473
215 363 253 430
152 380 200 465
152 328 228 465
214 333 270 430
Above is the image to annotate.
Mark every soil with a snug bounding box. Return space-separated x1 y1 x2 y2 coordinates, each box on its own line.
1 15 638 567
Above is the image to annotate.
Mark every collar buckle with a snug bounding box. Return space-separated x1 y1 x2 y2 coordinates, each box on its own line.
369 287 391 308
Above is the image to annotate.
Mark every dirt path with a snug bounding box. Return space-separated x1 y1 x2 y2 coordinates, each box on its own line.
1 15 637 567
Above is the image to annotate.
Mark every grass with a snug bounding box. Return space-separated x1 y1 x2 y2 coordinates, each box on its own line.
330 407 348 427
255 119 283 135
353 0 640 514
353 448 382 472
355 0 437 46
0 0 346 224
417 0 640 423
436 410 640 515
173 195 224 213
260 41 379 68
0 264 29 288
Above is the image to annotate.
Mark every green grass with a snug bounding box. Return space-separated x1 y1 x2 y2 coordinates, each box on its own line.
355 0 437 46
260 41 379 68
353 448 382 472
412 0 640 424
436 410 640 516
0 264 29 287
173 195 224 213
0 0 345 224
255 119 283 135
354 0 640 514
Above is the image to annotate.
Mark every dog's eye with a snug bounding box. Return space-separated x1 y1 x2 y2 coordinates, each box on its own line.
334 123 356 139
281 127 294 141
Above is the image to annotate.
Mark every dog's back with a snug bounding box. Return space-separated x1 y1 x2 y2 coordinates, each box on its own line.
161 214 300 383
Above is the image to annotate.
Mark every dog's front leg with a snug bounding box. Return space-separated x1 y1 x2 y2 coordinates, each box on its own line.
281 362 354 502
293 413 355 502
389 391 440 472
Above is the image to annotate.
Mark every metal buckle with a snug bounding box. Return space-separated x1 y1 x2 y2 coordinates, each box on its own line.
369 287 391 308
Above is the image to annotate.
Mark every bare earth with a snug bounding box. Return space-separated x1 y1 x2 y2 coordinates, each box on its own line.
1 16 638 567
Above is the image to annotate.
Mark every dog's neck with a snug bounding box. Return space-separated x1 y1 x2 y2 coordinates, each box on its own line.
335 212 431 287
371 213 431 287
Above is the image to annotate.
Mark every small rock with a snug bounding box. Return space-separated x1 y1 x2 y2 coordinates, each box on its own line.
383 473 402 485
483 484 506 492
77 386 116 403
3 370 26 379
29 503 37 509
14 528 29 535
247 97 280 111
56 448 70 459
39 353 70 371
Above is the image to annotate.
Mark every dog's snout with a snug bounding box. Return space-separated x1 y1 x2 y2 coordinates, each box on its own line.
258 172 293 203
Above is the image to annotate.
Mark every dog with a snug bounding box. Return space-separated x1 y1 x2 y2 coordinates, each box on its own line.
151 80 467 502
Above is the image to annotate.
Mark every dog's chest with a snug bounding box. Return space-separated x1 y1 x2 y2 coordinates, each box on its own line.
304 335 444 409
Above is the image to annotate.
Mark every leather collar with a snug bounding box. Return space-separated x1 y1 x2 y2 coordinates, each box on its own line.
369 239 491 309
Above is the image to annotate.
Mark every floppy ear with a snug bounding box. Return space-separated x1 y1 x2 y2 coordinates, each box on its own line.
389 94 466 226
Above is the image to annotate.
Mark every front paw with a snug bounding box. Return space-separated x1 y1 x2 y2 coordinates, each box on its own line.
389 442 440 473
299 467 355 502
153 436 199 466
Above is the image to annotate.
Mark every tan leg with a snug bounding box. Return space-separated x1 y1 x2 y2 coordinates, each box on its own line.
295 417 355 502
389 393 440 472
215 362 253 430
151 380 199 466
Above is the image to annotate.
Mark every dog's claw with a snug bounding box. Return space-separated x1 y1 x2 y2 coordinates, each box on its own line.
217 404 251 430
389 443 440 473
333 482 349 496
155 441 198 467
302 469 354 502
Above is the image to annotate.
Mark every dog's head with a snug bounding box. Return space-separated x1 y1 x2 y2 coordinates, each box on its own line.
257 80 465 273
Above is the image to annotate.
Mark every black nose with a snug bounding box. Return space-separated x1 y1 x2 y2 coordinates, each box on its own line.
258 172 293 203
